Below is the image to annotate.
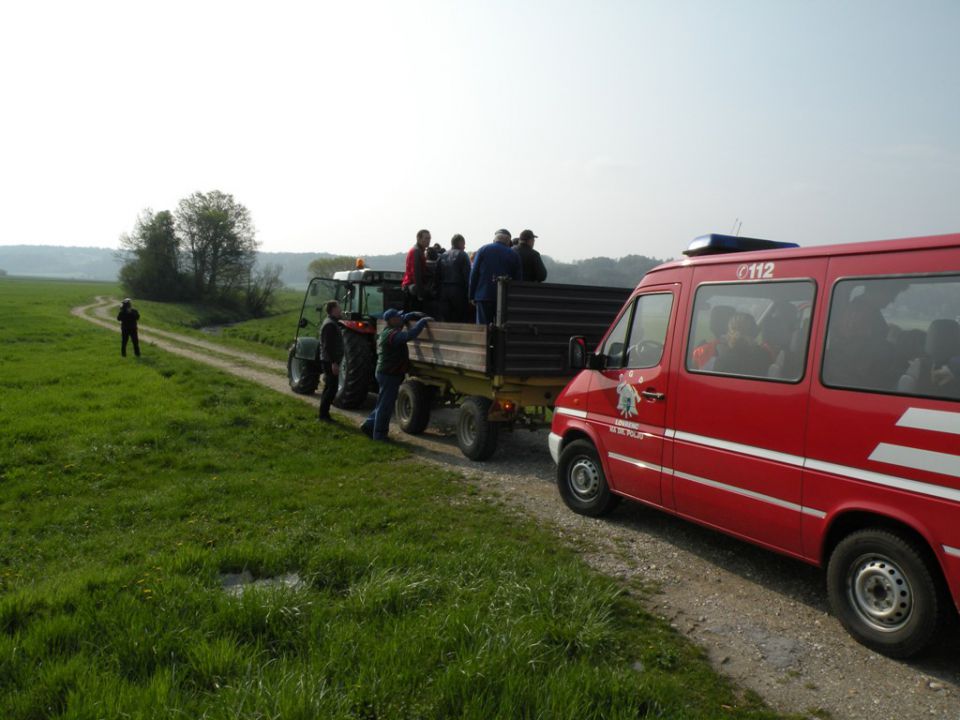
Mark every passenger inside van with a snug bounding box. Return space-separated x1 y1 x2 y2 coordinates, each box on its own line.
899 318 960 398
714 312 771 377
823 297 904 391
691 304 735 370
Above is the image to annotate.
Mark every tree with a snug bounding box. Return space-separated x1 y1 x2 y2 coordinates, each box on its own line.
118 209 182 300
0 269 7 277
176 191 258 299
245 263 283 316
307 255 357 278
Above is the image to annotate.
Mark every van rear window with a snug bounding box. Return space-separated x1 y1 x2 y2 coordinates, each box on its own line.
822 276 960 401
686 281 815 382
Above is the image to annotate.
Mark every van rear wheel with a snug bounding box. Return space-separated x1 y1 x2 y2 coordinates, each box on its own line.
827 528 944 658
557 439 620 517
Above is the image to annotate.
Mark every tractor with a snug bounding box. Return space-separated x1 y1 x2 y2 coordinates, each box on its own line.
287 267 405 408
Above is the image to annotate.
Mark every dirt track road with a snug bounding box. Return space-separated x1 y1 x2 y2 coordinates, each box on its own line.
75 297 960 720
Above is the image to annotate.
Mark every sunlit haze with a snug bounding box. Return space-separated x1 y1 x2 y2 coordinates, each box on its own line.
1 0 958 261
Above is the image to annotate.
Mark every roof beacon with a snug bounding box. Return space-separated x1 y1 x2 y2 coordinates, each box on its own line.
683 233 800 257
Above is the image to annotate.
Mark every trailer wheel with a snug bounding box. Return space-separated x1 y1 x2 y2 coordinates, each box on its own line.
456 396 499 461
334 330 374 409
396 380 432 435
557 440 620 517
827 528 945 658
287 345 319 395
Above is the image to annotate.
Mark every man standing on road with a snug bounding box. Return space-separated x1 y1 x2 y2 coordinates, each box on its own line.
117 298 141 357
438 233 471 322
468 229 523 325
360 309 431 441
514 229 547 282
318 300 343 422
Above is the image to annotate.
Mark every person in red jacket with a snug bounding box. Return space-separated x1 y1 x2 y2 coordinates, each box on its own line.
402 229 435 313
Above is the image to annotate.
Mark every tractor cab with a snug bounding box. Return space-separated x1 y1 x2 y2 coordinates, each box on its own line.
289 266 405 408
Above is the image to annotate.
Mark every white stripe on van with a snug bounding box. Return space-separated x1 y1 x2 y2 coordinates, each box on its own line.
555 407 588 420
673 431 805 468
672 469 824 517
804 458 960 504
897 408 960 436
943 545 960 559
608 452 662 473
868 443 960 480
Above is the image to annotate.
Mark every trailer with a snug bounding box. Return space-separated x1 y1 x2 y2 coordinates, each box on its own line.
399 279 630 460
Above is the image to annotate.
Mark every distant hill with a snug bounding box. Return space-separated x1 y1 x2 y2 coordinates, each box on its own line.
0 245 667 289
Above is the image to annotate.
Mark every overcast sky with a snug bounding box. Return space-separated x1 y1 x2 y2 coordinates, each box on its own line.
1 0 957 261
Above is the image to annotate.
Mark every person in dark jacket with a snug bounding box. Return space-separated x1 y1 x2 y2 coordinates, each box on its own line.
116 298 141 357
360 309 431 441
468 229 523 325
401 229 435 313
514 229 547 282
438 234 471 322
317 300 344 422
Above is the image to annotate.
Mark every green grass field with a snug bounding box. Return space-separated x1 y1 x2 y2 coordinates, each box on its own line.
0 277 789 719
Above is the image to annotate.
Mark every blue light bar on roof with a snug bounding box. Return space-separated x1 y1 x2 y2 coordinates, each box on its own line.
683 233 800 257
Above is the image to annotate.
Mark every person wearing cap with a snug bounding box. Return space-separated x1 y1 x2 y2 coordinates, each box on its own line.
514 229 547 283
438 233 471 322
116 298 141 357
360 309 431 441
468 228 523 325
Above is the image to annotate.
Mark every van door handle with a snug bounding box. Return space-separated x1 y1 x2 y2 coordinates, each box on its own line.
641 389 665 401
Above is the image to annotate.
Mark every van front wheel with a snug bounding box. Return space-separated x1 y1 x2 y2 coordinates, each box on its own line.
557 440 620 517
827 528 944 658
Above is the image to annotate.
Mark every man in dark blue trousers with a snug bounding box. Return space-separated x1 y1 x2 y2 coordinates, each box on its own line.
360 309 431 441
468 228 522 325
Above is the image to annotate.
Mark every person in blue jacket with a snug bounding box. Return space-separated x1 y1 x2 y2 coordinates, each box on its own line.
360 309 431 441
468 228 523 324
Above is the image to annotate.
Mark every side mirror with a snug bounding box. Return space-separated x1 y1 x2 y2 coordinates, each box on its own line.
568 336 587 370
298 317 309 329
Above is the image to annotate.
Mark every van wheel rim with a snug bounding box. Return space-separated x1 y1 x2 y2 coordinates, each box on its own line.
569 457 601 501
848 554 914 632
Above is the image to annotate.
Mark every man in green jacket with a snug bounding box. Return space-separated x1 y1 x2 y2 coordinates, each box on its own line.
360 309 431 441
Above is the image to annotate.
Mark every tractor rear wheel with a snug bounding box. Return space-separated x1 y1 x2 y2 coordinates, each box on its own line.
334 330 375 409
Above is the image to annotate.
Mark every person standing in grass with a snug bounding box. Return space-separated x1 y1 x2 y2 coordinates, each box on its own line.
360 309 431 441
318 300 344 422
117 298 141 357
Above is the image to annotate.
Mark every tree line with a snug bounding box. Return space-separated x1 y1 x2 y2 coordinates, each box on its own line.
118 191 281 315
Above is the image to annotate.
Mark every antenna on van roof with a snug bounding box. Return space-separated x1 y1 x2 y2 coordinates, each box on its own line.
730 218 742 237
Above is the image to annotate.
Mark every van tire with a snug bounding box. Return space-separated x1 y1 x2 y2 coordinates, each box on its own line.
287 345 320 395
557 439 620 517
826 528 944 658
456 396 499 461
396 380 432 435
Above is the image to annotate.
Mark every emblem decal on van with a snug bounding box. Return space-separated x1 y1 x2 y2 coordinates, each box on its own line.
616 374 642 418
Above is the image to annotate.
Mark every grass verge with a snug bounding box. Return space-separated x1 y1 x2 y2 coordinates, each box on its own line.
0 278 789 719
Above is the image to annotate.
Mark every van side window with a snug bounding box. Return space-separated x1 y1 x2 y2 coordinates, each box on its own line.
686 281 815 382
600 303 633 370
822 276 960 401
625 294 673 368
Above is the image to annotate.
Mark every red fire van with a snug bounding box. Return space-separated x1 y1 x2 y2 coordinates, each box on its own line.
550 232 960 657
